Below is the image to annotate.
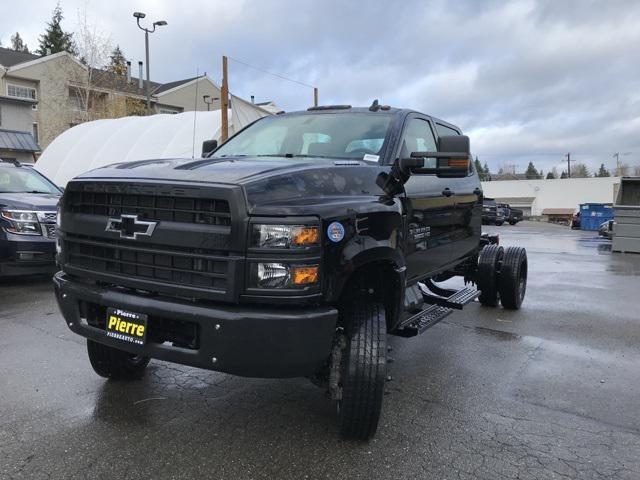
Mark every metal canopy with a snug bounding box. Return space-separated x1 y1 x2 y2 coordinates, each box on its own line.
0 129 40 153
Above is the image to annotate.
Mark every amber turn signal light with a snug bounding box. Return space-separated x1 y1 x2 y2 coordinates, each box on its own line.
291 227 319 246
291 266 319 285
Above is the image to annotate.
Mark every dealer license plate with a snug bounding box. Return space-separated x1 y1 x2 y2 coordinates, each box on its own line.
106 308 148 345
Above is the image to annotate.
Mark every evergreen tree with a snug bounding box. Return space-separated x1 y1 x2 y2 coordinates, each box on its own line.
596 163 610 177
525 161 539 179
107 45 127 75
36 3 78 56
546 171 555 179
571 163 590 178
483 161 491 181
10 32 29 53
560 170 568 179
474 157 483 176
539 169 544 179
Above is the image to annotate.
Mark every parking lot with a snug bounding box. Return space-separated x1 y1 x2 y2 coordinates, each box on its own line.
1 221 639 479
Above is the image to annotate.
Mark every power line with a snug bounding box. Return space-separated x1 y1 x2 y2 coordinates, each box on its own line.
226 55 315 89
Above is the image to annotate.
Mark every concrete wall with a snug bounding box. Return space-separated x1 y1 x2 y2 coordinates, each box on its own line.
481 177 621 216
0 149 34 162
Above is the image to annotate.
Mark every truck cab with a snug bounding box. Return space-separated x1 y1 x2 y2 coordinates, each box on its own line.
54 104 528 439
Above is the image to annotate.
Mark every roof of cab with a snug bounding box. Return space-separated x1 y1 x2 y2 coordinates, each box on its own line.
285 105 462 133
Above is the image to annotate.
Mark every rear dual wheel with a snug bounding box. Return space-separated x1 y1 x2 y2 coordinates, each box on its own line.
477 245 528 309
498 247 528 310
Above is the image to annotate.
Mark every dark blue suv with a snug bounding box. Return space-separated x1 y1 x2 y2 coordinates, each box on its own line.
0 159 62 277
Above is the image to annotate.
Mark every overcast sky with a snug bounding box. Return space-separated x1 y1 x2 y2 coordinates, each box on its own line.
2 0 640 174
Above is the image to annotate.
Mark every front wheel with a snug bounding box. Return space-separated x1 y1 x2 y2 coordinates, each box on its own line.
87 340 150 379
338 298 387 440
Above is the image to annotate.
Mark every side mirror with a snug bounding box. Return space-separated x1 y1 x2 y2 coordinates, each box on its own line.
201 139 218 158
400 135 471 178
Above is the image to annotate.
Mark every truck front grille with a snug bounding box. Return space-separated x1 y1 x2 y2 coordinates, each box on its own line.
64 234 229 292
67 190 231 226
61 181 243 301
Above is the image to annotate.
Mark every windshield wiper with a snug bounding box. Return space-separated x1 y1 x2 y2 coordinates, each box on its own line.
23 190 54 194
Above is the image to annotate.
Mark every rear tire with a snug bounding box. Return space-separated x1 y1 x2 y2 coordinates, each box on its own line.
477 244 504 307
87 340 150 379
495 221 504 226
499 247 528 310
338 298 387 440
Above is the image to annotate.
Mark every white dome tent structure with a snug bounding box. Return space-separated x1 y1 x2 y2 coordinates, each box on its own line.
35 95 279 187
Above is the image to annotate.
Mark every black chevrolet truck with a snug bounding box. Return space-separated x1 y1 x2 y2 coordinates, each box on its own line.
54 104 528 440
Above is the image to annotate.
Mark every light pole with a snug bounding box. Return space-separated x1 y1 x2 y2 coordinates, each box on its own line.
202 95 219 111
133 12 167 111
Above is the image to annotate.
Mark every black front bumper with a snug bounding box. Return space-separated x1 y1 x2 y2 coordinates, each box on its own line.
54 272 338 378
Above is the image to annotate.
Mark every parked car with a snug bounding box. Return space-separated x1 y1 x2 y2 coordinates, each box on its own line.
506 207 523 225
0 159 61 277
598 220 614 239
54 103 528 440
482 198 505 225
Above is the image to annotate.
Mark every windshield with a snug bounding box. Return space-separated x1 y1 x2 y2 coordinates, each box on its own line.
0 167 61 194
213 112 393 160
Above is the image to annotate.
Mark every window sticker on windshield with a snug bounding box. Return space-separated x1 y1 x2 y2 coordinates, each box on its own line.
362 154 379 163
0 174 9 185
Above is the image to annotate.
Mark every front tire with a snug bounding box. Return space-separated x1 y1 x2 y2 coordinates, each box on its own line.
338 298 387 440
498 247 528 310
87 340 150 379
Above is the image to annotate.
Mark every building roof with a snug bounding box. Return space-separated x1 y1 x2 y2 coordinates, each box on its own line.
0 47 40 68
0 129 40 152
90 68 162 97
541 208 575 215
153 76 201 95
3 49 215 103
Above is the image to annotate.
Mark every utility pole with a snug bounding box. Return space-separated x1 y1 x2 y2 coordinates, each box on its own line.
313 87 318 107
221 55 229 142
565 152 571 178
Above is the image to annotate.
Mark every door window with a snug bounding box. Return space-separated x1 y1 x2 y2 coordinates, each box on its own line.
400 118 437 157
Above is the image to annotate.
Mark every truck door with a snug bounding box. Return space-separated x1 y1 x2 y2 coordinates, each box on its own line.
434 122 482 263
400 115 456 283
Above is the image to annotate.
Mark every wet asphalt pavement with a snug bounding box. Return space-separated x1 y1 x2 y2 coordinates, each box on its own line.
1 221 639 479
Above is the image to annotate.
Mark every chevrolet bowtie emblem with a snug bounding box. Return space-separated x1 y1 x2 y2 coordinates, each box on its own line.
105 214 157 240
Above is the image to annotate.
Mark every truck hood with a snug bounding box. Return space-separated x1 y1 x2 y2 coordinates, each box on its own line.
73 157 390 214
0 192 61 210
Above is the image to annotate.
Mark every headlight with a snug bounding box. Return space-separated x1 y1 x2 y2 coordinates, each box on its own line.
252 224 319 249
251 262 319 289
1 210 41 235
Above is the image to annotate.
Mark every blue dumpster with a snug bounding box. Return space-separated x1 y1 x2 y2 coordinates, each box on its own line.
580 203 614 231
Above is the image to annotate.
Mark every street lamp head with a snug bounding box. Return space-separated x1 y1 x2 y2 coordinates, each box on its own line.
154 20 168 26
133 12 146 19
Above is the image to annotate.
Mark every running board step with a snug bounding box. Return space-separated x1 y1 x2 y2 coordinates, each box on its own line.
421 286 480 310
392 304 453 337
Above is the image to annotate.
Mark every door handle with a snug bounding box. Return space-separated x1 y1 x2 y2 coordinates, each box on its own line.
442 188 454 197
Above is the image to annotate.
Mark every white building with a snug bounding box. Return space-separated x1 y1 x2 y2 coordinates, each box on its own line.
481 177 621 217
